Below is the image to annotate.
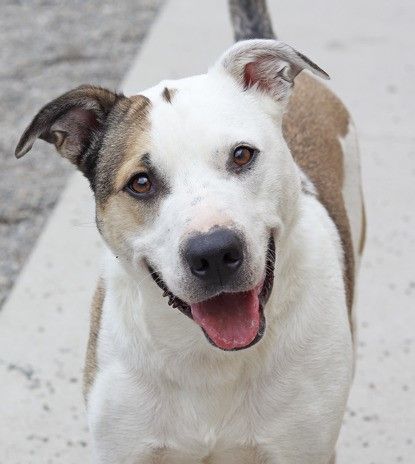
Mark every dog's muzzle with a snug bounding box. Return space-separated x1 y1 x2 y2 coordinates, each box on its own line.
147 233 275 351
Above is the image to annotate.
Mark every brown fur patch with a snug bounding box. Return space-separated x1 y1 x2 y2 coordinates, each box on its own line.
83 279 105 400
97 190 152 259
95 95 155 259
14 85 124 183
83 96 152 399
162 87 176 104
94 94 151 203
283 73 355 321
113 148 151 193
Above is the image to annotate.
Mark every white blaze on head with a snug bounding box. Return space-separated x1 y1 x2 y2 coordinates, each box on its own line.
127 39 328 301
185 204 233 236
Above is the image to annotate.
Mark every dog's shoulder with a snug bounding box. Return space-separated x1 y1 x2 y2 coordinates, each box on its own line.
283 73 362 319
83 278 106 400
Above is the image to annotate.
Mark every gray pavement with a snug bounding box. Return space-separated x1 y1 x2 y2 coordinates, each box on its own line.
0 0 163 307
1 0 414 463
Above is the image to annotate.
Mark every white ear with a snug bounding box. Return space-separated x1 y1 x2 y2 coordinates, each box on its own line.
215 39 329 103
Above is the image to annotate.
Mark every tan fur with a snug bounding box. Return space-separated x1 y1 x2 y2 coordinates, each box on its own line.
96 97 153 260
84 97 153 397
283 73 355 319
110 96 152 193
83 280 105 399
97 191 151 260
114 155 151 193
94 95 151 203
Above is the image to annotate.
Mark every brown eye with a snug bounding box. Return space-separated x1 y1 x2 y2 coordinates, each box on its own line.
233 145 255 167
128 172 152 195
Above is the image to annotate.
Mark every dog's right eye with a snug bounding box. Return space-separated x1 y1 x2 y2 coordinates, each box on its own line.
126 172 153 196
233 146 255 166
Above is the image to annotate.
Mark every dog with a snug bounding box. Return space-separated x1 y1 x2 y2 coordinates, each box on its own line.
15 0 365 462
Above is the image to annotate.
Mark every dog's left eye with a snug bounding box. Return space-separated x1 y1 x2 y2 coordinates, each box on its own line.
232 145 256 167
126 172 153 196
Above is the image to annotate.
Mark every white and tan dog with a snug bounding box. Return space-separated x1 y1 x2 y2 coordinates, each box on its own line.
15 0 365 462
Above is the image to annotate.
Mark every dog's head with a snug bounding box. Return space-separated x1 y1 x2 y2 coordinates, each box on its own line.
16 40 328 351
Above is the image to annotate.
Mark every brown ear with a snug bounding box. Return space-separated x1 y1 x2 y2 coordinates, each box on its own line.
15 85 123 168
215 39 329 103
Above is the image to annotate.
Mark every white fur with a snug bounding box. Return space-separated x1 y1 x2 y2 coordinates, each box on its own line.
339 121 364 268
121 70 299 306
339 121 364 353
88 202 353 463
87 44 356 463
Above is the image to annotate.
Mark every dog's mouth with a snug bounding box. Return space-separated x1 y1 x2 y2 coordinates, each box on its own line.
148 236 275 351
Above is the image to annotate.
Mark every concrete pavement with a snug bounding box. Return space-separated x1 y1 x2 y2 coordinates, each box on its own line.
1 1 414 462
0 0 162 308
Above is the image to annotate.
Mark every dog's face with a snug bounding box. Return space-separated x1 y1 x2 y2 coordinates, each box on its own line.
16 40 328 351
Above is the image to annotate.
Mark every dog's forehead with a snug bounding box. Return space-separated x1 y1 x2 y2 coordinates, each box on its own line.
140 73 270 167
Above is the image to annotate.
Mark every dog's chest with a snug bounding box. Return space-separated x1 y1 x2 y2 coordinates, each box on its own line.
147 374 257 452
92 352 270 461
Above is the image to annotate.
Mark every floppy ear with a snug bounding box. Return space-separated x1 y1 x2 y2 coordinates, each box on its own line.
215 39 329 103
15 85 123 169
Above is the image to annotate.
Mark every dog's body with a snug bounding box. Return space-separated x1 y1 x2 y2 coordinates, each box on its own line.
16 1 364 463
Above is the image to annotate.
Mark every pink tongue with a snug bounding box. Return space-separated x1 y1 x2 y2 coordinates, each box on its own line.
190 289 260 350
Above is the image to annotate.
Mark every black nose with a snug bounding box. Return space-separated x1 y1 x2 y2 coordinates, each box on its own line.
184 228 243 285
